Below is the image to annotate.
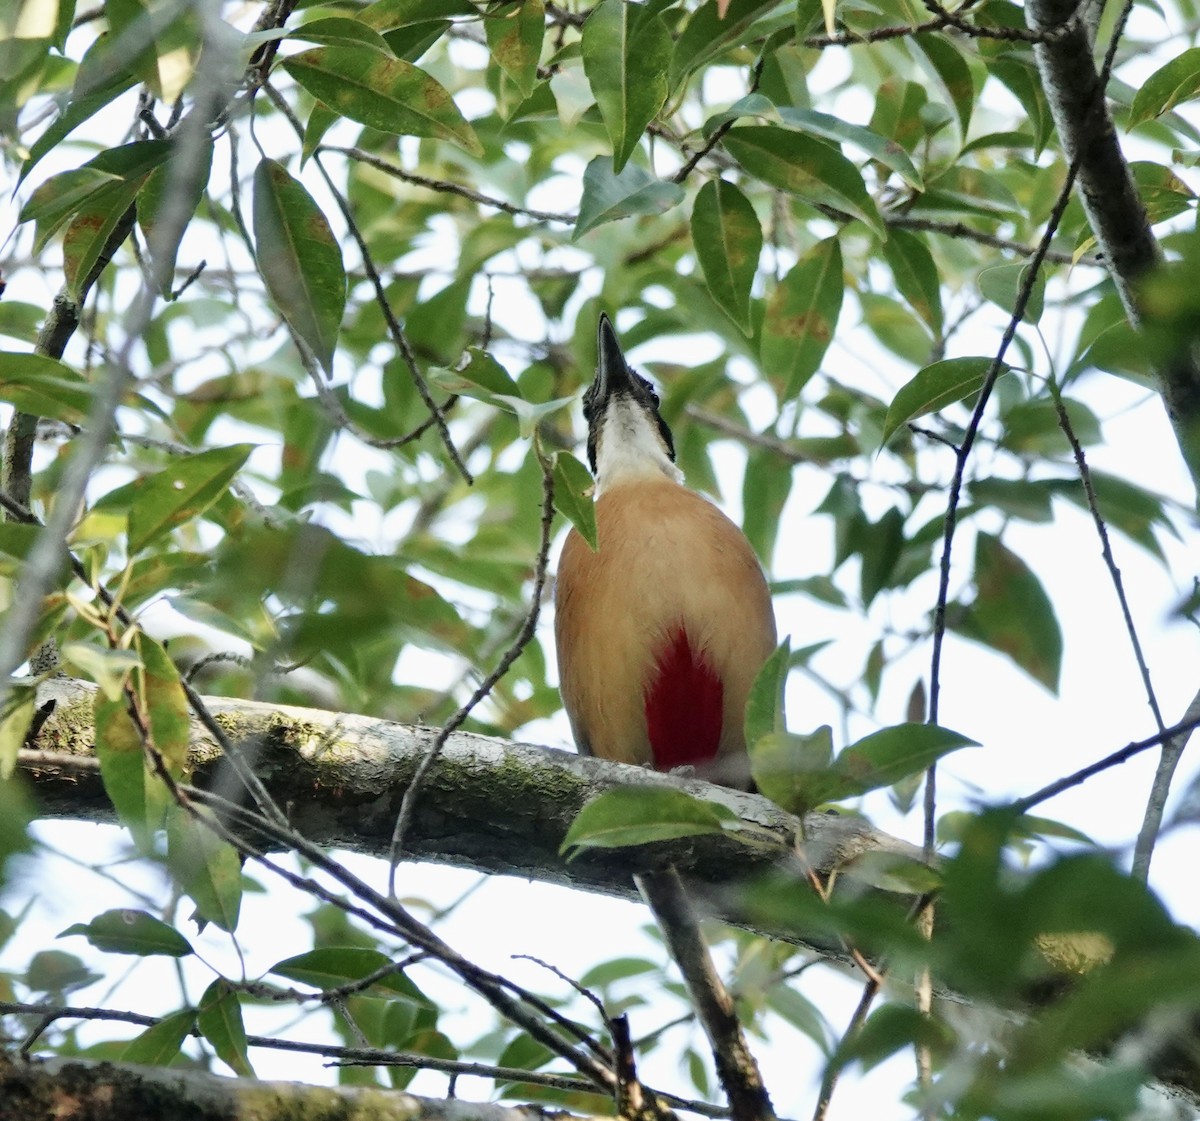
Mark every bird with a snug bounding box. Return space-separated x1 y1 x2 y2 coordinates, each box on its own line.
555 313 778 790
554 313 778 1121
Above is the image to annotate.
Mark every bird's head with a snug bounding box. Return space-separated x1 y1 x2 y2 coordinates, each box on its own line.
584 314 683 493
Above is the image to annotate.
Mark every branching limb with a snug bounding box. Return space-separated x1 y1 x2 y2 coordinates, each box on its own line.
1028 0 1200 488
637 870 776 1121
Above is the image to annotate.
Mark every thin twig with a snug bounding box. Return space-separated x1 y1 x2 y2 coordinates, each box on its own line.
388 456 556 882
322 146 575 224
1010 710 1200 815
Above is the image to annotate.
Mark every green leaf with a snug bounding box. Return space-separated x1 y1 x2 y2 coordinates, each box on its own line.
552 451 598 551
0 351 94 425
62 176 143 301
198 979 254 1077
751 727 835 816
0 685 35 781
670 0 782 91
978 261 1045 324
761 236 844 401
253 158 346 374
691 179 762 336
137 136 215 289
62 642 143 701
166 806 243 934
912 34 974 141
359 0 476 30
25 950 99 995
122 1009 196 1066
492 393 576 439
561 786 736 854
485 0 542 98
777 107 923 190
59 908 194 957
272 947 435 1004
581 0 670 173
574 156 685 238
92 634 190 845
744 637 791 747
724 126 885 238
18 36 139 187
20 167 122 252
123 443 254 554
882 228 942 331
289 16 392 51
831 723 977 799
282 45 483 156
960 533 1063 692
881 356 1007 446
427 347 520 400
1129 47 1200 128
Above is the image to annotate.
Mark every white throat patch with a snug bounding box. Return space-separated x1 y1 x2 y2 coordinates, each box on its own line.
594 397 683 495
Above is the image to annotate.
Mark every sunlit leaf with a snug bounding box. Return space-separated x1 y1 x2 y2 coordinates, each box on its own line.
0 352 93 425
691 178 761 336
282 45 483 155
561 786 736 854
574 157 685 238
724 126 885 238
581 0 670 173
761 236 844 401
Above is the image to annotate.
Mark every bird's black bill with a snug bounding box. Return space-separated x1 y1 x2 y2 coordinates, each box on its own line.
595 313 637 402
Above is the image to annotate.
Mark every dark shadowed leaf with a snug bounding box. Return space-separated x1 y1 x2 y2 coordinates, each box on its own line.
960 532 1063 691
272 947 436 1004
883 228 942 331
60 909 193 957
881 357 1007 446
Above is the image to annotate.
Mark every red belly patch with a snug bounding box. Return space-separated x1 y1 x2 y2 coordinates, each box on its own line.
644 627 724 771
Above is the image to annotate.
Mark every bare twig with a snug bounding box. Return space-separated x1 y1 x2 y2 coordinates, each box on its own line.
388 455 556 880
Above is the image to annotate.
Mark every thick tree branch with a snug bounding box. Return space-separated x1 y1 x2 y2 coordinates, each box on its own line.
21 676 921 959
1028 0 1200 487
0 1051 573 1121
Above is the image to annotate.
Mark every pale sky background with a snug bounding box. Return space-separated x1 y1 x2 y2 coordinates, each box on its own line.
3 7 1200 1120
